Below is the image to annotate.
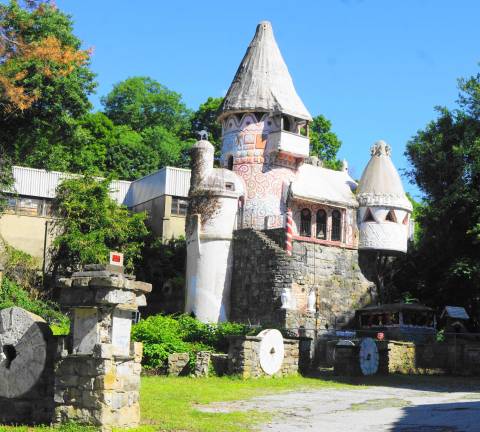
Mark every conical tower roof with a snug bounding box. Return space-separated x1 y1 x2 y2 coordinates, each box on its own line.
357 141 412 211
219 21 312 121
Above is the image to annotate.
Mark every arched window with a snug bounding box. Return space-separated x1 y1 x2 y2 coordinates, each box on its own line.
300 208 311 237
227 155 234 171
316 209 327 240
331 210 342 241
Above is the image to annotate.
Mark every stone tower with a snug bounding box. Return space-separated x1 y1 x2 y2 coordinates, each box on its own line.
218 21 312 228
357 140 413 253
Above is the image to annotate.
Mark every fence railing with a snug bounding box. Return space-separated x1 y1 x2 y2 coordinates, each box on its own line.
236 209 286 230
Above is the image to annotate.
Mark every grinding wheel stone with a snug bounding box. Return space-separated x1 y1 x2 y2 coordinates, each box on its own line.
257 329 284 375
359 337 379 376
0 307 49 398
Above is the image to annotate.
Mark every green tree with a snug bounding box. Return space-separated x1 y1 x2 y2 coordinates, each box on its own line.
101 76 191 136
50 175 148 275
104 125 158 180
309 114 342 170
0 0 96 171
394 69 480 314
142 125 193 169
67 112 114 175
190 96 223 155
0 148 14 214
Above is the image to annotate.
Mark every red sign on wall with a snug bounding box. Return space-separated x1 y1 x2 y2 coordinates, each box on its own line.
109 251 124 267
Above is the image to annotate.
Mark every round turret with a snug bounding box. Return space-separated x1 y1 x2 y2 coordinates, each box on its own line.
190 139 214 190
357 140 412 253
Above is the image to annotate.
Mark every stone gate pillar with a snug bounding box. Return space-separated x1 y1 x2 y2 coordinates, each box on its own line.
54 264 151 428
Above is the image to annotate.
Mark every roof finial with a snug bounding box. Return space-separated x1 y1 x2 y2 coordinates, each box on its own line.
197 130 209 141
371 140 391 157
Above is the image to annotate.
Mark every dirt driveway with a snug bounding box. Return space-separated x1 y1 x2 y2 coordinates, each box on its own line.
200 377 480 431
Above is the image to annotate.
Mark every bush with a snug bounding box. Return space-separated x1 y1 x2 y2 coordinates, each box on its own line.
50 175 148 276
0 276 69 331
132 314 252 370
1 238 43 297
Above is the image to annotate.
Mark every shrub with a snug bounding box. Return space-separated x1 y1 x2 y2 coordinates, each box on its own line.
1 240 42 297
132 314 252 370
50 175 148 276
0 276 69 331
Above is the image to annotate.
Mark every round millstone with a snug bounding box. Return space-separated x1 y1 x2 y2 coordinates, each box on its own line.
257 329 285 375
0 307 50 398
359 337 379 376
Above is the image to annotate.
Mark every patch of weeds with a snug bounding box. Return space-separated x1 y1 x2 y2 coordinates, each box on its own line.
350 398 411 411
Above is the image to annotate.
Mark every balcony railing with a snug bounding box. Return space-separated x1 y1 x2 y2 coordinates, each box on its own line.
236 209 286 230
267 131 309 157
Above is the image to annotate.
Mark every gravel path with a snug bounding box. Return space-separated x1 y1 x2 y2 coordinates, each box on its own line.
199 382 480 431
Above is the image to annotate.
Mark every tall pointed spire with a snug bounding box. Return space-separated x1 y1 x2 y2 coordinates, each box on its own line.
219 21 312 121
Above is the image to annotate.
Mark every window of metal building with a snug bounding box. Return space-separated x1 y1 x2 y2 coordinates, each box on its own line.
171 197 188 216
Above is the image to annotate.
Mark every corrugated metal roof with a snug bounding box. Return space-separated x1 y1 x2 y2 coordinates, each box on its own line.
164 167 191 197
128 167 190 207
9 166 132 205
442 306 469 320
6 165 191 207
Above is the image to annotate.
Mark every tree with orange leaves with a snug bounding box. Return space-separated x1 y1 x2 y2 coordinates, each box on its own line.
0 0 96 170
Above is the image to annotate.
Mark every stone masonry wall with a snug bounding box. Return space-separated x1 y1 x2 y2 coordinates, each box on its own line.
54 343 143 427
228 336 299 378
230 229 300 327
388 341 480 375
231 229 375 334
286 240 375 331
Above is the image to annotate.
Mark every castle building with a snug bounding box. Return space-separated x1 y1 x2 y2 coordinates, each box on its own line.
185 21 412 332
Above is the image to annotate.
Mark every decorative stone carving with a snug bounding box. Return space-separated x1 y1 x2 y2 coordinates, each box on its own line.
280 287 291 309
307 289 316 313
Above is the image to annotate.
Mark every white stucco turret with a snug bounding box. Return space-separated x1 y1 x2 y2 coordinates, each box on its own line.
357 140 413 253
185 138 245 323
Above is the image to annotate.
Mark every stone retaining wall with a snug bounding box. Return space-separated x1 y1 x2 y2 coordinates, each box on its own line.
227 335 299 378
231 229 375 335
388 341 480 375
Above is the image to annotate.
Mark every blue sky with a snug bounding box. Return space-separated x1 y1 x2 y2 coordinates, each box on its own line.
55 0 480 198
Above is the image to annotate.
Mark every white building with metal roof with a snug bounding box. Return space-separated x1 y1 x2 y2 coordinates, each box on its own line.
0 165 191 263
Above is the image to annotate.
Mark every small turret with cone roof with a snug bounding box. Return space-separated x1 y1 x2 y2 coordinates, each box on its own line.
357 140 413 253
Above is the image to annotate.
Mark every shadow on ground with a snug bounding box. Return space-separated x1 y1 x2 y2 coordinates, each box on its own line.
307 368 480 394
391 400 480 432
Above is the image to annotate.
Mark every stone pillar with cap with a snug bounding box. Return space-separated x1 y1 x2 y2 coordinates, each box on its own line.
54 263 151 428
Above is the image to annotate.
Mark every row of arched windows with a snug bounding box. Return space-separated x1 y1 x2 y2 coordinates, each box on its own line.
299 208 342 242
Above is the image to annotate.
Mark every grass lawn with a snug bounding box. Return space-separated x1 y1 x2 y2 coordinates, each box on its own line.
0 374 356 432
